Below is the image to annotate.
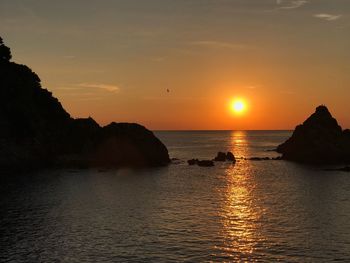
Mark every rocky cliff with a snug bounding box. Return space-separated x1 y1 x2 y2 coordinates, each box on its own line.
0 37 170 170
277 105 350 164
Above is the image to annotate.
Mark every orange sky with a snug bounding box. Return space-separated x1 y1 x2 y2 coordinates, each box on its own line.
1 0 349 130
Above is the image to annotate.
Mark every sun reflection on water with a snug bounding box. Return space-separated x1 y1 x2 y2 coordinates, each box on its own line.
230 131 250 159
215 131 266 260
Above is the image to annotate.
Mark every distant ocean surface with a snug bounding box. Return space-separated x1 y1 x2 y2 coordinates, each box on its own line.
1 131 350 262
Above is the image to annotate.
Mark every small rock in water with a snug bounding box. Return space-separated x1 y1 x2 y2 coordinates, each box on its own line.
189 151 236 166
197 160 215 167
187 159 214 167
249 157 271 161
214 152 227 161
226 152 236 162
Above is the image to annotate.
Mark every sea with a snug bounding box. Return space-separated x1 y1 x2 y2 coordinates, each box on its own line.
1 131 350 262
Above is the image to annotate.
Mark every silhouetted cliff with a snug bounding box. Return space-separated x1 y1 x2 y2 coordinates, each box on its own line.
277 105 350 164
0 37 170 170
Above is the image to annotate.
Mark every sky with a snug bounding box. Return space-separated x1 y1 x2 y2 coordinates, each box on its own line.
0 0 349 130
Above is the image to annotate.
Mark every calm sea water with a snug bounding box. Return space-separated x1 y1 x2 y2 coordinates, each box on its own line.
1 131 350 262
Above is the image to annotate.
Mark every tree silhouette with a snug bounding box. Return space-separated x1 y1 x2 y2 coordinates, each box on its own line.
0 37 12 62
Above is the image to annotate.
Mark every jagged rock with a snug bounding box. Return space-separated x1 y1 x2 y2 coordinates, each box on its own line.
197 160 214 167
277 105 350 164
214 152 226 161
226 152 236 162
0 37 170 170
213 151 236 162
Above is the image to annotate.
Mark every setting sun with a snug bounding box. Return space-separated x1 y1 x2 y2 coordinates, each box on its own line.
231 99 247 114
1 1 350 262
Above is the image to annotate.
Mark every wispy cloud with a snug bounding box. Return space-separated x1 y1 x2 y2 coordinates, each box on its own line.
189 40 247 50
78 83 120 93
276 0 308 10
313 13 342 21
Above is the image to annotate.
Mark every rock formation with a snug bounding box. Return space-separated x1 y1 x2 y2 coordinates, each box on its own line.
187 151 236 167
249 157 271 161
214 151 236 162
226 152 236 162
187 159 214 167
0 37 170 170
277 105 350 164
214 152 226 161
197 160 215 167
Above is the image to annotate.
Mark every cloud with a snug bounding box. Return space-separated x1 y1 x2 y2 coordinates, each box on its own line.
78 83 120 93
54 83 120 100
276 0 308 10
189 40 247 49
313 13 342 21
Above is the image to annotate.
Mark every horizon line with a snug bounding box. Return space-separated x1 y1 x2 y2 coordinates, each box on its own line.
152 129 293 132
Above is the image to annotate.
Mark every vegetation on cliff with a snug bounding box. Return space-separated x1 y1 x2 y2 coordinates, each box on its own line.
0 37 170 170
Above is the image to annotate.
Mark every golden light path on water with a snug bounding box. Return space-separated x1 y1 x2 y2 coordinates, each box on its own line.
215 131 266 260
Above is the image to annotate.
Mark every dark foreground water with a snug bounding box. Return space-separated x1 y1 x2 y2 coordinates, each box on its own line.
1 131 350 262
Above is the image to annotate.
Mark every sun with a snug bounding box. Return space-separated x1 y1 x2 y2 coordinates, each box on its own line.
231 99 246 114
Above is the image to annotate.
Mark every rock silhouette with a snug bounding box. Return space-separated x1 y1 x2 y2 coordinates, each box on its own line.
214 151 236 162
226 152 236 162
0 37 170 170
277 105 350 164
187 159 214 167
188 151 236 167
197 160 214 167
214 152 226 161
249 157 271 161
